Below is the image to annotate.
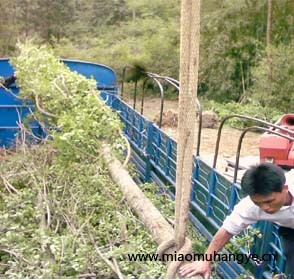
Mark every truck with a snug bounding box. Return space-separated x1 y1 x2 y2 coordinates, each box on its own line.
1 58 293 279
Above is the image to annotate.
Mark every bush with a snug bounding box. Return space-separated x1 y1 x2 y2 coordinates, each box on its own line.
202 99 282 129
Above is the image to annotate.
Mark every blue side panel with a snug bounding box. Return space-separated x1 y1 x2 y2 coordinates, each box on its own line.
100 92 288 279
0 59 25 146
1 58 118 91
0 58 14 77
0 59 21 106
0 88 20 105
62 59 117 92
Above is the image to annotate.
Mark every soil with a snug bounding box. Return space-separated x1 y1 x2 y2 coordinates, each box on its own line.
125 97 261 174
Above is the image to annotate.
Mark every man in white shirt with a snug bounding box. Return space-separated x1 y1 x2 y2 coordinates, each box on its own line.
180 163 294 278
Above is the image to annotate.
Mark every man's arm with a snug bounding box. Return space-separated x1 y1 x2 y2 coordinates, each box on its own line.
179 227 233 278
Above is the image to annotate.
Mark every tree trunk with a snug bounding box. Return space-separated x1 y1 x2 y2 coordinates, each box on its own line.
102 144 202 279
266 0 273 92
102 144 175 245
266 0 273 48
175 0 200 250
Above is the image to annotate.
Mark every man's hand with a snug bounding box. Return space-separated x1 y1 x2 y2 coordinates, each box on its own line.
179 261 211 279
179 228 232 279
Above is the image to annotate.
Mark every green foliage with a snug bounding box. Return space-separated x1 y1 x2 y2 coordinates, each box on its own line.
224 226 262 278
125 0 179 20
12 42 123 157
1 42 207 278
203 99 282 129
1 0 293 114
54 14 180 80
1 43 168 278
0 146 167 278
199 0 294 105
251 42 294 113
225 226 262 254
199 0 267 102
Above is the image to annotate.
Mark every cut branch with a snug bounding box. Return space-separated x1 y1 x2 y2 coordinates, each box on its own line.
0 248 31 264
102 144 202 278
102 144 175 245
87 225 125 279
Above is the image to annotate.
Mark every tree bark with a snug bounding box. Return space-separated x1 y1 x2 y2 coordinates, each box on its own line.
102 144 202 279
266 0 273 92
175 0 200 252
266 0 273 48
102 144 175 245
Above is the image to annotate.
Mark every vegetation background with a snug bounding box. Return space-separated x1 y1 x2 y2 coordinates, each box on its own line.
1 0 293 120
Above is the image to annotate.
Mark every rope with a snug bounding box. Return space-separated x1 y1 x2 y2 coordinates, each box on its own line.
121 133 131 168
168 0 201 278
157 238 192 278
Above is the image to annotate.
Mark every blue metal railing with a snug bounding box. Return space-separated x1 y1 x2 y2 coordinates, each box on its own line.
102 92 288 279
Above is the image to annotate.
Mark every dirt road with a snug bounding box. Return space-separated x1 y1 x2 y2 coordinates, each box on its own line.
125 97 261 173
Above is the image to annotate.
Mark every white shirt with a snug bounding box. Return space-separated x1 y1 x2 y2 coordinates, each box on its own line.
223 170 294 235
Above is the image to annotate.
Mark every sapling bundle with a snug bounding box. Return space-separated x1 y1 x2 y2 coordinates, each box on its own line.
0 43 171 278
11 43 123 161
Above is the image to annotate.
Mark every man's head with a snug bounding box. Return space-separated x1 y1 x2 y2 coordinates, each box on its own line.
241 163 289 214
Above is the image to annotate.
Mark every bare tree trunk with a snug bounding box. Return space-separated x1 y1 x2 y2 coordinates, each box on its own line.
175 0 200 252
266 0 273 47
102 144 202 279
102 144 175 245
266 0 273 92
24 0 29 37
132 9 136 21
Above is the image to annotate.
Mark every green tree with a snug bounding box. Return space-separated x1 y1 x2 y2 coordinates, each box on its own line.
198 0 268 102
0 0 18 55
1 0 293 109
32 0 75 41
251 42 294 113
198 0 293 104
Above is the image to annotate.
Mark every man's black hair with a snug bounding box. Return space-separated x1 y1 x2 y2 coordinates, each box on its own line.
241 163 286 196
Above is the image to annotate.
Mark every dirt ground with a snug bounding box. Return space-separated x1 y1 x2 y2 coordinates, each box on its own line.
125 97 261 174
